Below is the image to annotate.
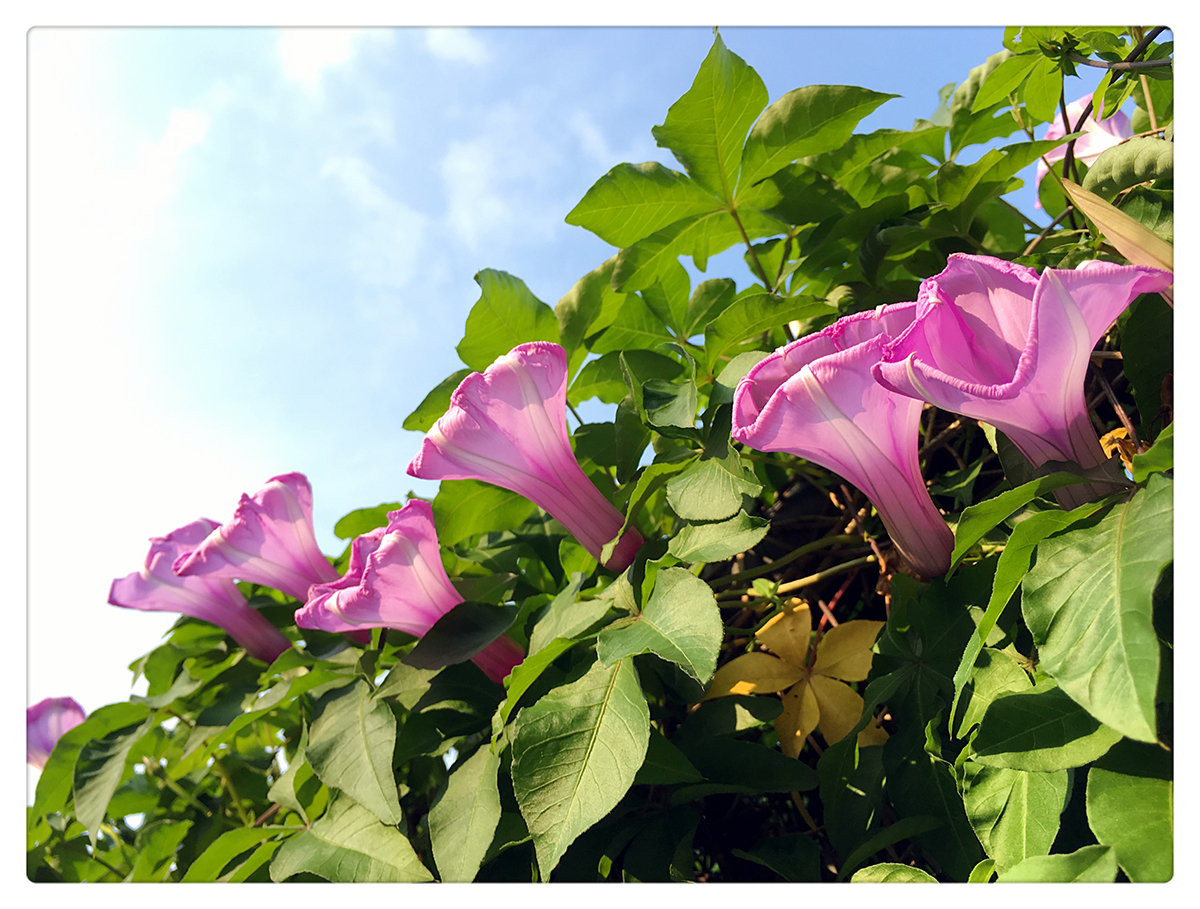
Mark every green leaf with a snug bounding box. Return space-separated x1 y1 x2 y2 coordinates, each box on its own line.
959 761 1068 872
818 742 886 860
1081 137 1173 201
612 207 785 294
971 52 1041 112
569 350 683 406
949 471 1094 573
837 816 944 881
432 479 537 548
267 725 312 824
181 827 293 882
511 658 650 876
802 127 942 207
667 511 769 563
1132 422 1172 483
633 728 702 785
31 702 151 824
738 85 897 191
1085 739 1173 882
614 396 653 484
402 369 471 433
270 793 433 882
955 648 1032 739
496 637 576 730
429 745 503 882
74 716 155 846
972 680 1123 771
682 737 818 793
333 501 405 541
305 680 403 826
968 858 996 883
666 451 760 522
597 567 722 685
949 497 1111 724
1022 475 1172 741
704 291 834 372
1120 292 1172 440
996 844 1117 882
589 293 677 355
128 819 194 882
1022 56 1062 122
608 457 695 552
850 863 938 883
674 694 782 745
527 573 598 655
733 832 822 882
682 278 737 339
652 32 768 200
455 269 560 372
565 162 721 248
372 663 438 709
403 601 519 674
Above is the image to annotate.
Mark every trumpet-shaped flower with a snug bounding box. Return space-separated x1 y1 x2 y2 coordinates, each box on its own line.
733 304 954 578
172 472 340 602
703 601 887 756
407 342 643 572
110 518 292 663
295 499 524 683
27 697 87 769
873 254 1174 509
1035 92 1133 205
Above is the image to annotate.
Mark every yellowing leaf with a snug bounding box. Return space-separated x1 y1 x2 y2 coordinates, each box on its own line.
858 721 890 748
1061 178 1174 276
809 674 866 746
776 676 819 758
703 652 803 699
754 601 812 666
811 619 884 682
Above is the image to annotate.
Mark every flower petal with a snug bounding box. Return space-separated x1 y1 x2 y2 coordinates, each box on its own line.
754 601 812 667
812 619 884 682
703 652 805 699
776 677 820 758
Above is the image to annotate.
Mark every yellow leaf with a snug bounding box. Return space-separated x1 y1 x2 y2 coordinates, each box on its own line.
702 652 804 700
812 619 885 682
775 676 819 758
809 674 865 746
1061 178 1174 276
754 601 812 667
857 721 889 748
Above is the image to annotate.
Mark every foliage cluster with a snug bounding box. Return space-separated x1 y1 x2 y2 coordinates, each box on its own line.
29 25 1173 884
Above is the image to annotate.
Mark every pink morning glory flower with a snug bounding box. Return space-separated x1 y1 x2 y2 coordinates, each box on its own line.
27 697 87 769
295 499 524 683
110 518 292 663
733 304 954 578
1035 92 1133 206
873 254 1173 510
172 472 340 602
407 341 643 572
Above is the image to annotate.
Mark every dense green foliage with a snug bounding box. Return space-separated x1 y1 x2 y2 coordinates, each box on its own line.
29 26 1172 883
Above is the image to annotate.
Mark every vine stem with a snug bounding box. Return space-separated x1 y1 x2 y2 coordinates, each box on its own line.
707 534 861 589
715 554 876 601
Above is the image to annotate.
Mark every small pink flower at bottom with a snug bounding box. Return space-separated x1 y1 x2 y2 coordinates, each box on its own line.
295 499 524 683
406 342 643 572
172 472 340 601
27 697 87 769
110 518 292 663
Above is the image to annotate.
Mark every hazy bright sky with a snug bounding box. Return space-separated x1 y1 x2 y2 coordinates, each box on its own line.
28 23 1123 726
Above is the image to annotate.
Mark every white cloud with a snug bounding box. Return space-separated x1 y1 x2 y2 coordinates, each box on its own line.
277 28 392 89
321 155 430 292
568 109 620 171
440 137 509 251
424 27 489 65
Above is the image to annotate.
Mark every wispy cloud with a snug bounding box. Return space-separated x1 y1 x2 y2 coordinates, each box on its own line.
321 155 430 293
424 27 489 65
277 28 393 89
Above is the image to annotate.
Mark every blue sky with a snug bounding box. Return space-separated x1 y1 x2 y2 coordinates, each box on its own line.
29 24 1115 721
